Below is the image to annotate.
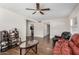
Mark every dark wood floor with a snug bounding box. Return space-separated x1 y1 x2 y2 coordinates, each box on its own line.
0 37 53 55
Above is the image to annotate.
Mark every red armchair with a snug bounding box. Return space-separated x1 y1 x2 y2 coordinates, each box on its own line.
53 33 79 55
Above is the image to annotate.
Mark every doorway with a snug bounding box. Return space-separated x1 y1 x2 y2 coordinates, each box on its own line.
44 24 50 42
47 24 50 42
26 20 35 42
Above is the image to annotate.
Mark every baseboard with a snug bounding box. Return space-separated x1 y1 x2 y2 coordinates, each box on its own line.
26 36 43 39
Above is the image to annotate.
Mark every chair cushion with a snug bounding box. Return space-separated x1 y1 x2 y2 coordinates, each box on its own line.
71 33 79 47
69 41 79 55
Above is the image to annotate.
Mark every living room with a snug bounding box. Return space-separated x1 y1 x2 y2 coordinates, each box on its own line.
0 3 79 55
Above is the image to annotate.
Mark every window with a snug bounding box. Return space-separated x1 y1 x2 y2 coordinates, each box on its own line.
70 16 78 34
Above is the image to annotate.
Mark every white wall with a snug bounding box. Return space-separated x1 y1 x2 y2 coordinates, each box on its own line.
27 21 45 37
43 24 48 36
27 18 70 39
69 5 79 34
42 18 70 38
0 7 26 41
0 6 72 41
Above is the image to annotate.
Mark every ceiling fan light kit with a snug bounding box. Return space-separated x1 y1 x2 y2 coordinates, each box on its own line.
26 3 50 15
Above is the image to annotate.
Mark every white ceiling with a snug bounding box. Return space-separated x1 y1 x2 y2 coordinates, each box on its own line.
0 3 78 20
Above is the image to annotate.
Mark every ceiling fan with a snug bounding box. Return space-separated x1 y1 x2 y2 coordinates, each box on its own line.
26 3 50 15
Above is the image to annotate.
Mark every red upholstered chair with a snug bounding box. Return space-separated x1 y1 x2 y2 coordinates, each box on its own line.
53 39 72 55
69 41 79 55
71 33 79 47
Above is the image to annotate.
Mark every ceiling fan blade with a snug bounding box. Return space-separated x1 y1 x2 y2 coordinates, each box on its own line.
36 3 40 10
26 8 35 10
41 8 50 11
32 11 36 14
40 11 44 15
